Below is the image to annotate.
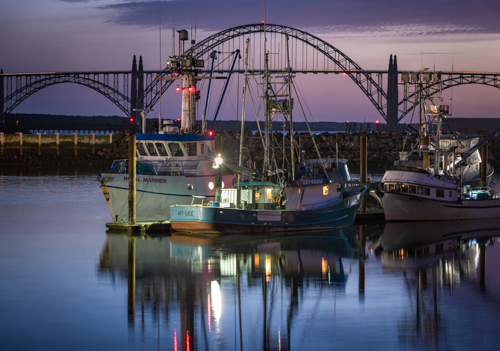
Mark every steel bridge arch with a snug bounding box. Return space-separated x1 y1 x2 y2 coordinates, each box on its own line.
4 74 130 116
145 23 388 119
398 75 500 122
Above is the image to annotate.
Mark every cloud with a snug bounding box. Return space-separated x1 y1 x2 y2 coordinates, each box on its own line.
96 0 500 37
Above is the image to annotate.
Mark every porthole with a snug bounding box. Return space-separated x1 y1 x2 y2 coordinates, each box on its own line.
187 183 193 191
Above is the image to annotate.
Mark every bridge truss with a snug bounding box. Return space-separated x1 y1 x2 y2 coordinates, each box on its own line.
2 24 500 131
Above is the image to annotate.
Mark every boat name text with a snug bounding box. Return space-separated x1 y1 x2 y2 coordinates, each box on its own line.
123 176 168 183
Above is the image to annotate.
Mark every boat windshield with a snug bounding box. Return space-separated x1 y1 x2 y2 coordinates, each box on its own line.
168 142 185 157
183 142 197 156
146 142 158 156
137 142 148 156
201 143 211 155
155 142 169 156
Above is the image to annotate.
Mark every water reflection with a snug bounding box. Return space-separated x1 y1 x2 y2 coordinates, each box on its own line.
373 219 500 350
96 219 500 351
98 229 362 351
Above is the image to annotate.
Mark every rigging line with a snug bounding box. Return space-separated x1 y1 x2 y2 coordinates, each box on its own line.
402 104 416 151
247 85 266 149
291 79 329 179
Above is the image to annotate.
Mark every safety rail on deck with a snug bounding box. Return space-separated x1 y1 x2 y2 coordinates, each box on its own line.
109 159 199 176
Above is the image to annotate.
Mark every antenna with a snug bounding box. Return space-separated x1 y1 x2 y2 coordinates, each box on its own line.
172 16 175 57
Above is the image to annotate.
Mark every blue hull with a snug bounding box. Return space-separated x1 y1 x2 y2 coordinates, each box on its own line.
171 186 367 234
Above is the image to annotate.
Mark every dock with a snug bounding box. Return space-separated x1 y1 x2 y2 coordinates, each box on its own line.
106 221 171 234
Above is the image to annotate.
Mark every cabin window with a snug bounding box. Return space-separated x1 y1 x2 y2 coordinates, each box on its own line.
146 142 158 156
436 189 445 198
337 183 342 192
266 188 273 200
202 143 212 154
200 144 206 155
449 191 452 197
255 192 261 201
435 243 444 253
136 142 148 156
183 142 197 156
388 184 395 192
409 186 416 194
425 188 430 196
401 184 408 193
168 142 184 156
155 142 168 156
323 186 329 196
417 187 423 195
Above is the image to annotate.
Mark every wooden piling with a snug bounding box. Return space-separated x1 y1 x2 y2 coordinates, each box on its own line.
37 132 41 155
128 136 137 226
360 136 367 213
19 132 23 156
0 132 4 155
481 145 488 187
73 132 78 156
479 244 486 287
423 136 429 169
358 225 365 297
128 236 136 326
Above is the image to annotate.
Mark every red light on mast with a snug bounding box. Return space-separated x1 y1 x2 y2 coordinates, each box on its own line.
208 131 214 137
346 120 349 123
188 86 195 92
176 86 180 92
130 118 134 122
376 120 379 124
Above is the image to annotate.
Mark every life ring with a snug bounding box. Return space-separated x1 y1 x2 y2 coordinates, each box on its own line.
273 194 281 203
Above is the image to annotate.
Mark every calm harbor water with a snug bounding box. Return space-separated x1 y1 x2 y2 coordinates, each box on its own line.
1 167 500 350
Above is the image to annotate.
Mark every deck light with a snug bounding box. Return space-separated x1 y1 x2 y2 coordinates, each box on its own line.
215 154 223 167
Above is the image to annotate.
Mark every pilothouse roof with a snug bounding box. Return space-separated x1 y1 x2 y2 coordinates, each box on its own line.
135 134 214 142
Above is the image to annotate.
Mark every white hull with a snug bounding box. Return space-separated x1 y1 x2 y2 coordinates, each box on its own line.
100 173 235 222
382 192 500 221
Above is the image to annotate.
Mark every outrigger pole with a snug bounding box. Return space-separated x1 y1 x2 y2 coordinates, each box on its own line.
211 50 241 129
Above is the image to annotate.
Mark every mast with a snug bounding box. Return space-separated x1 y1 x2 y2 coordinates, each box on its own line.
286 35 295 181
263 2 270 177
263 52 270 177
239 38 251 181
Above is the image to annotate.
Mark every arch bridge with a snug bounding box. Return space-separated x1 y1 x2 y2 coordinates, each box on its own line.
2 23 500 131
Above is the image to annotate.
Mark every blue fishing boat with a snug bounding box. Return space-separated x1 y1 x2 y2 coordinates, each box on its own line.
170 34 367 234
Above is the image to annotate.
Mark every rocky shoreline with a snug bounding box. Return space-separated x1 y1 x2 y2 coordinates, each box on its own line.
1 131 499 174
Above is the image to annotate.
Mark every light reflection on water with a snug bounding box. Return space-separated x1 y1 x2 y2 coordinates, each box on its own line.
1 168 500 350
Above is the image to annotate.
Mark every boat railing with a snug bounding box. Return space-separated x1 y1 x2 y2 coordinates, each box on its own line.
108 159 200 176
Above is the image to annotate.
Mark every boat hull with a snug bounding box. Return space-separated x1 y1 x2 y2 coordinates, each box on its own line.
382 192 500 221
171 186 367 234
99 173 235 222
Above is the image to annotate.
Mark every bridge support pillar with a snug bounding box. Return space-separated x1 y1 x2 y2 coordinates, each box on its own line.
386 55 398 132
138 56 144 110
131 56 138 130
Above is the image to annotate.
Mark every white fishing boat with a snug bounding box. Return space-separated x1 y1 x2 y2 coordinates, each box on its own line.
170 35 367 234
380 102 500 221
97 30 236 223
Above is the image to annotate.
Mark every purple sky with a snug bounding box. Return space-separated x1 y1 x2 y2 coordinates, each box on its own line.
1 0 500 123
